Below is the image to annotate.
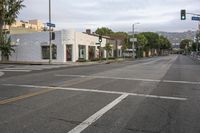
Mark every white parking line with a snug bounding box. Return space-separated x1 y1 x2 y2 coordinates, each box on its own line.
2 84 187 101
55 74 200 85
68 93 129 133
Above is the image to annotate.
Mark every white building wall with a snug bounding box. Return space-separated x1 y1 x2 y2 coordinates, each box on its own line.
62 30 107 62
61 30 76 62
9 29 108 63
10 31 64 63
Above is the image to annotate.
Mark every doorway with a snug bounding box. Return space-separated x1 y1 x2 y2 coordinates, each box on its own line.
66 45 72 61
88 46 95 60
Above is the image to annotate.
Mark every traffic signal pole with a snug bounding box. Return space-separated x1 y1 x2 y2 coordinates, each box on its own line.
99 35 102 61
186 13 200 17
49 0 52 64
180 10 200 52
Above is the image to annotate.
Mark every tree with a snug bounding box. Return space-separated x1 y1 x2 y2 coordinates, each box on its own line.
0 0 25 61
95 27 113 36
140 32 159 56
158 35 171 55
135 34 148 48
141 32 159 50
180 39 193 50
0 35 15 61
135 34 148 58
0 0 25 31
104 43 112 60
194 32 200 51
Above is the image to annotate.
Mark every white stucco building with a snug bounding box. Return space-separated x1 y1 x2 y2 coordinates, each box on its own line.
10 29 110 63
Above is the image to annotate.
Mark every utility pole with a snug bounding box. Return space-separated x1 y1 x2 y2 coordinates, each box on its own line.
49 0 52 64
197 31 199 52
132 24 135 59
132 23 140 59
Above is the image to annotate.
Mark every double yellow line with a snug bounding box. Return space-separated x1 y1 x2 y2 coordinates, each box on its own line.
0 88 55 105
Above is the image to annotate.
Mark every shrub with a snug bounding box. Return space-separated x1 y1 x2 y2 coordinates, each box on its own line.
76 58 87 62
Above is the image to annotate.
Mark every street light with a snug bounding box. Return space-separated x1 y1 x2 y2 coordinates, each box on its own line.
132 23 140 59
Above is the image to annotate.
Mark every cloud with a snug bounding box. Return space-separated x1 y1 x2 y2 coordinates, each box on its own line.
18 0 200 32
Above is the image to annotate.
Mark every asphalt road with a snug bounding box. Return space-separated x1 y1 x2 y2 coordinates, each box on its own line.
0 55 200 133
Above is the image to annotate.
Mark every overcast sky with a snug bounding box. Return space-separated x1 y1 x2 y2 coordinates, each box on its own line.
18 0 200 32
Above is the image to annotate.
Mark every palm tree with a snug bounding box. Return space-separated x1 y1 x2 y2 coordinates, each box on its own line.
0 35 15 61
0 0 25 61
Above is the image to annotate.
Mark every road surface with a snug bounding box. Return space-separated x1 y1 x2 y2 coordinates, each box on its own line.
0 55 200 133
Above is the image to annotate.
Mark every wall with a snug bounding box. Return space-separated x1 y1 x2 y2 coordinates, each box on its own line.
61 30 107 62
9 30 108 63
10 31 64 63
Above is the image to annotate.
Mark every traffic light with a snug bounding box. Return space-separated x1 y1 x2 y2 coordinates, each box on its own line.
181 9 186 20
99 35 102 43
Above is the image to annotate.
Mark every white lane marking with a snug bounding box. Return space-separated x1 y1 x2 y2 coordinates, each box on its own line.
55 74 200 85
56 74 161 82
0 69 31 72
2 84 187 101
163 80 200 85
68 94 129 133
140 58 163 65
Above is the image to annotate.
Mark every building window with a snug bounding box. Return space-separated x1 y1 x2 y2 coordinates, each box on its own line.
41 45 57 59
78 45 86 59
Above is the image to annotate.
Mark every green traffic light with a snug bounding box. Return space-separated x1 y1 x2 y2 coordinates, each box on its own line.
181 9 186 20
181 16 186 20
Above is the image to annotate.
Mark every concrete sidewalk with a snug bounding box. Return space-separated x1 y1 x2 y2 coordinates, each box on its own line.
0 59 125 67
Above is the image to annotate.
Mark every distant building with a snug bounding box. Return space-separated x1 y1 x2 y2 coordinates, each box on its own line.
3 19 45 34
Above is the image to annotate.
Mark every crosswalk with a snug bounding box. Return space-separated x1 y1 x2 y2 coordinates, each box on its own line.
0 65 68 73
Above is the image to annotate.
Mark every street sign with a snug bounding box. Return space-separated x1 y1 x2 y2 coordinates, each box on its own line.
191 16 200 21
47 22 56 27
130 38 137 42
